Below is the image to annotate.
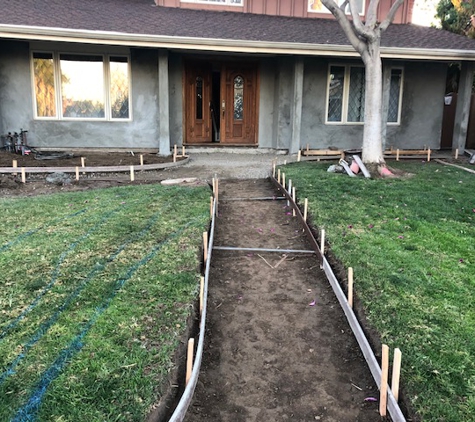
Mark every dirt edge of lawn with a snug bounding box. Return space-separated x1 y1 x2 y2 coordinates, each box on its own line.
308 215 417 422
146 302 201 422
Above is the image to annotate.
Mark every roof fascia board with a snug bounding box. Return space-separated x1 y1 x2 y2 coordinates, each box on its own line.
1 24 475 61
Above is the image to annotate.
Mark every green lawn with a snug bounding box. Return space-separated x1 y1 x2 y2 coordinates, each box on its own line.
282 161 475 422
0 184 209 421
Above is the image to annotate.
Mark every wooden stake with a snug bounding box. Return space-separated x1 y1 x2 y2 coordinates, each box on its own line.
21 168 26 184
303 198 308 222
140 154 144 166
348 267 354 308
75 166 79 181
203 232 208 262
130 165 135 182
277 169 281 184
12 159 17 177
380 344 389 417
320 228 325 269
272 160 276 178
427 148 431 162
287 179 292 206
215 178 219 215
212 177 216 195
182 146 185 156
173 145 177 163
186 338 194 385
210 196 213 218
455 149 459 160
199 276 204 314
391 348 402 402
292 187 296 217
396 149 400 161
297 150 301 162
81 157 86 175
282 173 286 191
321 228 325 256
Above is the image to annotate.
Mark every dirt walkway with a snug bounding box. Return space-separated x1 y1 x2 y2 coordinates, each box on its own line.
185 179 382 422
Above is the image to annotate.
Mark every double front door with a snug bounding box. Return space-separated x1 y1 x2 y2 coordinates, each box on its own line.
184 61 258 145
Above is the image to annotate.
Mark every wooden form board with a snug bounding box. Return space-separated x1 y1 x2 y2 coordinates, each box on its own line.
384 149 431 160
302 148 345 158
0 159 189 175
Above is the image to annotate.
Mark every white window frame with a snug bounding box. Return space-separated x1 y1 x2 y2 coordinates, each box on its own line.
308 0 365 15
325 64 403 125
181 0 243 6
31 51 132 122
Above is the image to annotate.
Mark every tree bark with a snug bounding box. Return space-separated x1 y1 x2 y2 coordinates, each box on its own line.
361 42 384 164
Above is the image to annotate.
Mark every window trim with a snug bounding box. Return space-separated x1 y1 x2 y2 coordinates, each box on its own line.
325 64 403 126
308 0 365 15
387 67 404 125
181 0 243 6
30 51 132 122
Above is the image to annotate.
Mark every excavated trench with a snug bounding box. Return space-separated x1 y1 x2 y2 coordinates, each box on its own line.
183 179 383 422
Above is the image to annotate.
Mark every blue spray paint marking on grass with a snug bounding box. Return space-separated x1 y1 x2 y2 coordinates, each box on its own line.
0 209 87 254
0 209 170 385
10 219 202 422
0 208 121 341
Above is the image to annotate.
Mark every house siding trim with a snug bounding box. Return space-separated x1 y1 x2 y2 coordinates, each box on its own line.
2 24 475 62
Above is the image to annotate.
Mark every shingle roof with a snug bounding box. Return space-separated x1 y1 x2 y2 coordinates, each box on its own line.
1 0 475 56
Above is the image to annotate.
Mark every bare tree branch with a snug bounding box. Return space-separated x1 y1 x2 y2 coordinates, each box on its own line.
321 0 367 54
365 0 381 29
347 0 377 41
379 0 405 31
339 0 349 12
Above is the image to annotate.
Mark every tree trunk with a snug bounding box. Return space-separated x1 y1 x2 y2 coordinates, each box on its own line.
361 42 385 165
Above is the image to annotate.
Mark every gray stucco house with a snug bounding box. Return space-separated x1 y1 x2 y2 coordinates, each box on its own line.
1 0 475 156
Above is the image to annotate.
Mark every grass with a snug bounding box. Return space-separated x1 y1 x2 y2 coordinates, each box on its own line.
282 160 475 422
0 184 210 421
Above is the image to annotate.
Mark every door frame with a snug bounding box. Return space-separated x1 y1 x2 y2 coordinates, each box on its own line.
183 58 259 146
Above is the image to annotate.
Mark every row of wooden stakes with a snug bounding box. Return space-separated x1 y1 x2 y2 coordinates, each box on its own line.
274 161 403 418
185 176 219 386
10 154 150 183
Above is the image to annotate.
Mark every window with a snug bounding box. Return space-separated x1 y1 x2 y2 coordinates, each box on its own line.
32 52 130 120
308 0 364 15
326 65 403 124
182 0 242 5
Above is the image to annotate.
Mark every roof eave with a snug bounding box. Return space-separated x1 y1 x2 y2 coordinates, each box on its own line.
1 24 475 61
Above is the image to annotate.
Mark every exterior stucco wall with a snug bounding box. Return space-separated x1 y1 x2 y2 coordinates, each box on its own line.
299 57 447 151
0 41 448 152
257 58 277 148
169 53 184 147
0 41 161 150
0 41 32 137
386 61 447 149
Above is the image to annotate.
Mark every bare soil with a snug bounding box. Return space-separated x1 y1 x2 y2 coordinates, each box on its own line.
0 153 390 421
0 151 193 197
184 180 384 422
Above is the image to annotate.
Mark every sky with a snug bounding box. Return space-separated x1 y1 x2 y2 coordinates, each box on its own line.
412 0 440 27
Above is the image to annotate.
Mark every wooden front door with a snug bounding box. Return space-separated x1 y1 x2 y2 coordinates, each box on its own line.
184 63 212 144
184 61 258 145
220 65 257 145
